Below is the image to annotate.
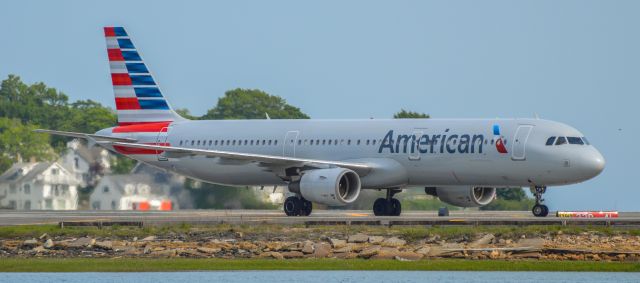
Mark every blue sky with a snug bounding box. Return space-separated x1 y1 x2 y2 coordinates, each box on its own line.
1 0 638 210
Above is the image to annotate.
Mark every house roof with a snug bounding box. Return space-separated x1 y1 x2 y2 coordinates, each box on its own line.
0 162 54 184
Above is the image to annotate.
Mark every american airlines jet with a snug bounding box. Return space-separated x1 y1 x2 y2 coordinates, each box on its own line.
37 27 605 217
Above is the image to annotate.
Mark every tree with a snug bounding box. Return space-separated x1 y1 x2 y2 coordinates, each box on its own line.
0 118 57 172
175 108 198 120
480 187 534 211
393 109 430 119
201 88 309 120
61 100 116 134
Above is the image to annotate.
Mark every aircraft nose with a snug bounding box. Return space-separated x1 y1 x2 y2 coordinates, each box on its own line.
585 149 605 177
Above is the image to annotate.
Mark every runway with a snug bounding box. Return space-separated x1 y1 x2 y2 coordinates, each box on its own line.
1 210 639 227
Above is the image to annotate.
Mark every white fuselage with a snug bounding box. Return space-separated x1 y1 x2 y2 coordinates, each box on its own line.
97 118 605 190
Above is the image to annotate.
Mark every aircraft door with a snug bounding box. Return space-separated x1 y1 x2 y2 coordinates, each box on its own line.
408 129 424 161
511 125 533 161
156 127 169 161
283 130 299 157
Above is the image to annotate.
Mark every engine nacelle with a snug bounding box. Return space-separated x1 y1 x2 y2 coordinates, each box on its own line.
289 168 361 206
425 186 496 207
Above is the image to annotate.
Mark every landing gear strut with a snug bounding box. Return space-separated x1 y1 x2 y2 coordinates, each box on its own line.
284 196 312 216
373 189 402 216
531 186 549 217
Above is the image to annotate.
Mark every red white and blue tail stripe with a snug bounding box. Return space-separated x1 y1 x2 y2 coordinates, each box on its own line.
104 27 184 126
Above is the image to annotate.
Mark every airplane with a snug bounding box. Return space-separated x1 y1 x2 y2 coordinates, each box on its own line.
36 27 605 217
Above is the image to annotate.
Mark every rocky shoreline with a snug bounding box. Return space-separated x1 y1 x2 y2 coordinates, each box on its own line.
2 227 640 262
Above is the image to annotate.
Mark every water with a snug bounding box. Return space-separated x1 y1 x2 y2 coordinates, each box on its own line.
1 271 638 283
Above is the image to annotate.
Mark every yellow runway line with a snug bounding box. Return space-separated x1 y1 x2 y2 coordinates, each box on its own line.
348 213 369 217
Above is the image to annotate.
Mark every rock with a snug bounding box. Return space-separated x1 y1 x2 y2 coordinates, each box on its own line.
39 233 48 240
415 246 431 255
178 249 203 257
238 242 257 251
133 237 138 241
333 246 352 253
517 237 545 248
67 237 95 248
368 236 384 244
511 252 541 259
301 241 314 254
348 234 369 243
150 249 177 257
22 239 38 248
470 234 495 247
426 246 446 257
382 237 406 247
94 241 113 250
197 247 221 254
489 250 500 259
141 236 156 241
329 238 347 248
43 239 54 249
143 245 152 254
285 242 303 251
371 247 400 260
312 243 331 258
32 246 47 253
270 252 284 260
333 252 357 259
123 248 143 256
359 245 381 258
234 231 244 238
281 251 304 258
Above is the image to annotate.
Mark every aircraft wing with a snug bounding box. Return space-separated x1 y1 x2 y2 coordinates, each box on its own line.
110 141 372 174
34 129 138 143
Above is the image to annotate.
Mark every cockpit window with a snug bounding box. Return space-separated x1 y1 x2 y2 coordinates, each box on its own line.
545 137 556 146
567 137 584 145
555 136 567 145
581 137 590 145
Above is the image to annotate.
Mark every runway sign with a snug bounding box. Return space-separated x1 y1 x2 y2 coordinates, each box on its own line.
556 211 619 218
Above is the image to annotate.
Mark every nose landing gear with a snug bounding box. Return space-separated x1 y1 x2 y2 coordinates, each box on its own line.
531 186 549 217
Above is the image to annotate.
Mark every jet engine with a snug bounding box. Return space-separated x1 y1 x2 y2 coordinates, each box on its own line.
288 168 361 206
425 186 496 207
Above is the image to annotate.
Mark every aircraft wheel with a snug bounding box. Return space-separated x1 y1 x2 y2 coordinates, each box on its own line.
373 198 387 216
284 196 301 216
300 199 313 216
532 204 549 217
390 198 402 216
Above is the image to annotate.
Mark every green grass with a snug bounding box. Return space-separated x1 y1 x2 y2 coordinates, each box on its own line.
0 258 637 272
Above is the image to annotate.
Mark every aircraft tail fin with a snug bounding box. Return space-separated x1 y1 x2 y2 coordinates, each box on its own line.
104 27 185 125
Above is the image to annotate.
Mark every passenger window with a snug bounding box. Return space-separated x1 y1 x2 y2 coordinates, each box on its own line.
191 140 195 146
179 141 183 146
274 140 278 145
366 140 370 145
357 140 361 145
298 140 301 145
347 140 351 145
545 137 556 146
322 140 326 145
328 140 332 145
567 137 584 145
555 136 567 145
269 140 272 145
372 140 377 145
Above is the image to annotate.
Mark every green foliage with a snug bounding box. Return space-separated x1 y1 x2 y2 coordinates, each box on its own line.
0 74 116 151
110 156 137 174
393 109 430 119
184 179 277 209
0 118 57 172
480 188 534 211
202 88 309 120
174 108 198 120
61 100 116 134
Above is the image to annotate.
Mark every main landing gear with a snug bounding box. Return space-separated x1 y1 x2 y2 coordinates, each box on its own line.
284 195 312 216
531 186 549 217
373 188 402 216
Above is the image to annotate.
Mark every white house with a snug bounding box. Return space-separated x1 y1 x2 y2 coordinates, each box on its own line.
60 139 111 187
90 174 176 210
0 162 80 210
